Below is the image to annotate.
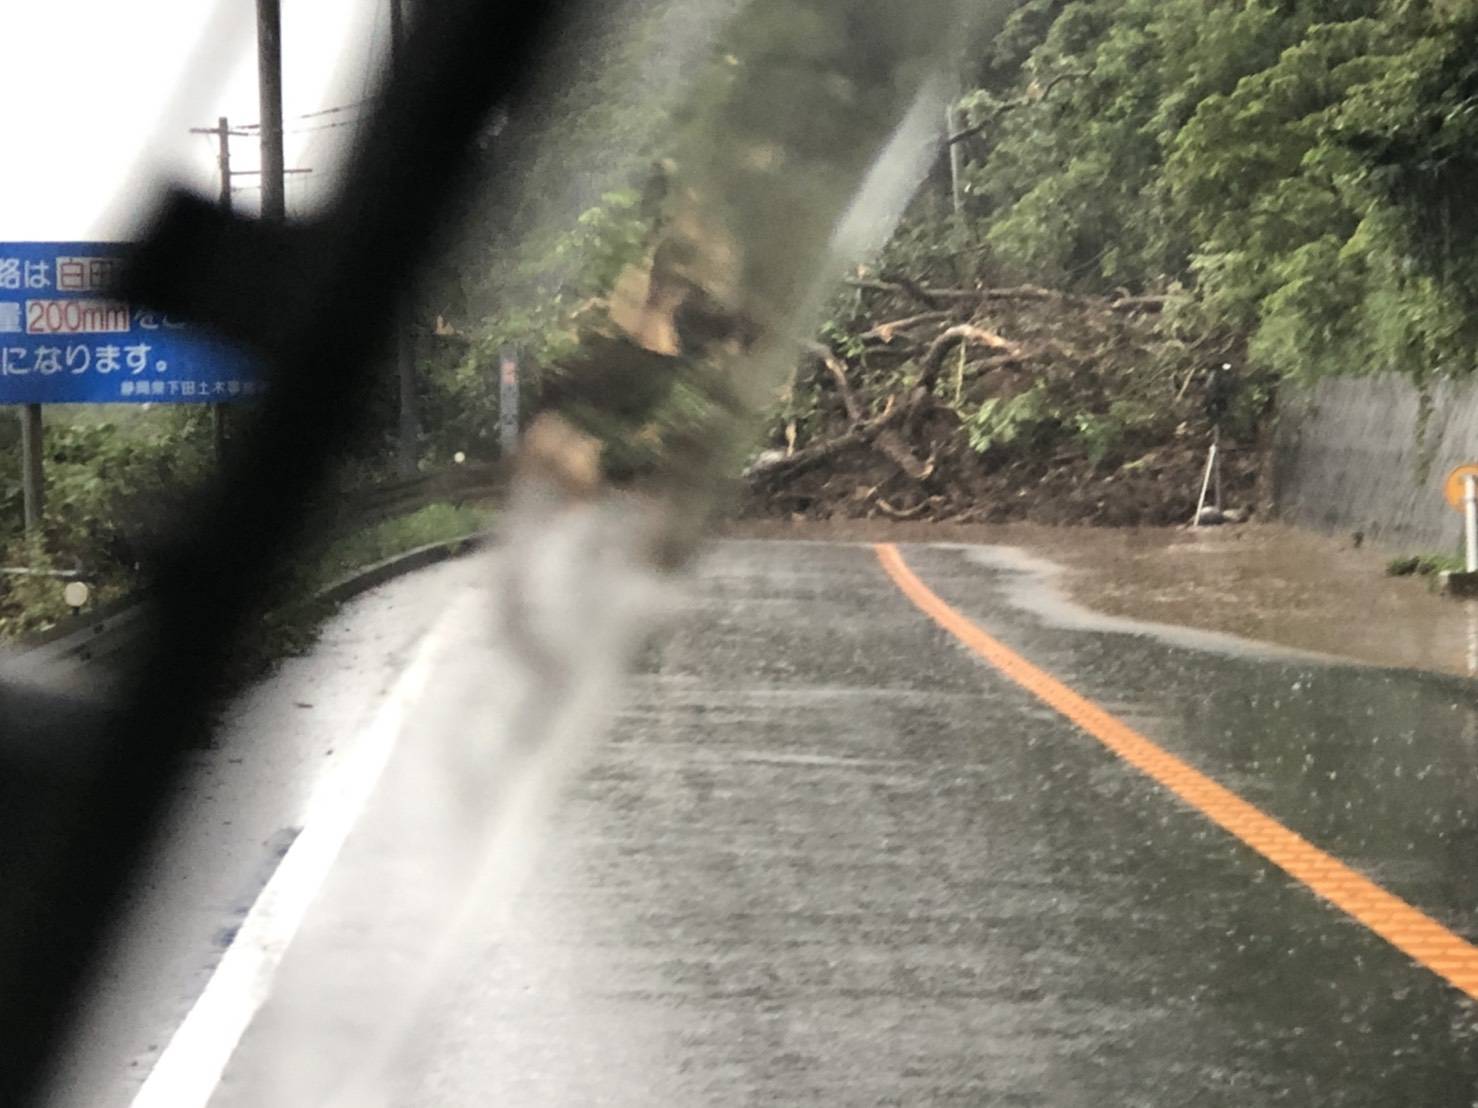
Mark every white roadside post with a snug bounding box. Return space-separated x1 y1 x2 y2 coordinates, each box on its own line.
1465 473 1478 572
1191 440 1217 528
63 578 89 615
1439 463 1478 596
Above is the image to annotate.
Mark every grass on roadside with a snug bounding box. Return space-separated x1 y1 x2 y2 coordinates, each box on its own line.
309 502 494 587
1386 552 1465 579
238 501 495 681
6 500 495 706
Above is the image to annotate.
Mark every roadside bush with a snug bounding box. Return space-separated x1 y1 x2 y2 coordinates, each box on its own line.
0 410 213 636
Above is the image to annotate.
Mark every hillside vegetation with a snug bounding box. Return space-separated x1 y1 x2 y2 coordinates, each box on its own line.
7 0 1474 627
739 0 1478 521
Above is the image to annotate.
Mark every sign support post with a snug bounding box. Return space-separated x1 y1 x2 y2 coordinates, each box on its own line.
499 347 519 458
20 403 43 534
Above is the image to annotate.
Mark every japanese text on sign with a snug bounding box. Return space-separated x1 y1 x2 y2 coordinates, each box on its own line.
0 242 259 405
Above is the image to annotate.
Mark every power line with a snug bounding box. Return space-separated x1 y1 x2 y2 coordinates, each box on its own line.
298 99 373 120
189 118 313 210
284 118 363 135
238 101 374 130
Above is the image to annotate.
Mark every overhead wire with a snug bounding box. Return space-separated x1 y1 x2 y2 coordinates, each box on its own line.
297 99 374 120
181 6 387 217
286 118 366 135
289 3 386 214
239 100 374 129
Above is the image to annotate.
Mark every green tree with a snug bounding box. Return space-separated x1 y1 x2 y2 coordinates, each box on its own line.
937 0 1478 384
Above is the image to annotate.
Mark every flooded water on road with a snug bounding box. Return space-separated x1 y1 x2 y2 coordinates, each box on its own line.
727 520 1478 678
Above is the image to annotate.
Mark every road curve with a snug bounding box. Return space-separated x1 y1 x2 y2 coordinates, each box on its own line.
48 538 1478 1106
225 539 1478 1106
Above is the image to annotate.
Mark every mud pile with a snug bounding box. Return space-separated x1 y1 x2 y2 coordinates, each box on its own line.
741 280 1269 527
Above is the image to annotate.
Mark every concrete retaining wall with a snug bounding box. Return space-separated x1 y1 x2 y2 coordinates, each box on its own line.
1273 374 1478 552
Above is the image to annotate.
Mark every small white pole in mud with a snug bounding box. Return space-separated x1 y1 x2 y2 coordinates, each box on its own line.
1212 426 1224 512
1465 474 1478 572
1192 442 1217 528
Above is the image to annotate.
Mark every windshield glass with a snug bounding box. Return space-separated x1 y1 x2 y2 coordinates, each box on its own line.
5 3 1478 1107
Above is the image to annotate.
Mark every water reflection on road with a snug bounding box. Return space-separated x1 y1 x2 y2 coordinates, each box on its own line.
231 537 1478 1107
730 520 1478 677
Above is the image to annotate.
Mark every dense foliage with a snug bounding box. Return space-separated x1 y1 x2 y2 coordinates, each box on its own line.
954 0 1478 382
10 0 1475 615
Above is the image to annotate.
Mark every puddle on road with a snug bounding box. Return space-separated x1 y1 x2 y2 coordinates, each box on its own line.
956 544 1347 668
1000 524 1478 678
725 520 1478 678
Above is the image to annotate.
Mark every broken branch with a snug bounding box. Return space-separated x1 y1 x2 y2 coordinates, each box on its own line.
1108 294 1166 314
916 324 1021 392
804 343 934 480
946 72 1091 145
803 342 864 423
744 398 909 481
875 495 944 520
861 311 952 343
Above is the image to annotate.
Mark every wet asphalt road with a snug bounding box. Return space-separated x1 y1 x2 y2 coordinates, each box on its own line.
209 538 1478 1106
39 558 491 1108
75 539 1478 1105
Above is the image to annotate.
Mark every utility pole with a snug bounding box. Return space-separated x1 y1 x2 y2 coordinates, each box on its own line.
257 0 286 224
945 101 966 219
944 74 972 283
215 116 233 213
191 116 310 459
390 0 420 475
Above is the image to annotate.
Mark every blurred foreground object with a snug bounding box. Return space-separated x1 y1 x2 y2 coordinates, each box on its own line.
3 0 991 1103
535 0 971 548
233 6 981 1102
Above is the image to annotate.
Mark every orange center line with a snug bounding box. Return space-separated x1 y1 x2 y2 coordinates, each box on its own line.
874 542 1478 1000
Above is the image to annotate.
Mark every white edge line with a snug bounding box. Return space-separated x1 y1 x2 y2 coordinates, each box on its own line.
128 609 454 1108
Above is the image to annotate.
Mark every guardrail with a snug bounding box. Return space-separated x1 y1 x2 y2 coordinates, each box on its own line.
5 461 504 675
314 530 491 606
6 595 150 677
334 463 505 527
7 530 493 677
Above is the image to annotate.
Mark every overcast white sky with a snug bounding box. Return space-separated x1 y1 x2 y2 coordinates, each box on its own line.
0 0 386 240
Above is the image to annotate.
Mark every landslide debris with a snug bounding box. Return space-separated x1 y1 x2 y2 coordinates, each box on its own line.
741 278 1270 527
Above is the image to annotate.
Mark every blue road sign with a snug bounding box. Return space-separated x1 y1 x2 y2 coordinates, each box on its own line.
0 242 260 405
